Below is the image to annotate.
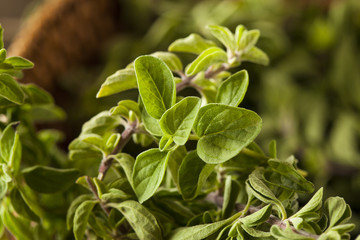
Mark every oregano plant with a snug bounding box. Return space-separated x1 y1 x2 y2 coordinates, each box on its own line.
0 23 358 240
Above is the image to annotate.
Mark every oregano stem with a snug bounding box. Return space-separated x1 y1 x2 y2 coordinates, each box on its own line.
176 63 230 92
206 192 319 239
85 176 110 216
97 120 137 180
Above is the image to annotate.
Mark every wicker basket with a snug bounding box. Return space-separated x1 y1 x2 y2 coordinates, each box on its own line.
9 0 120 91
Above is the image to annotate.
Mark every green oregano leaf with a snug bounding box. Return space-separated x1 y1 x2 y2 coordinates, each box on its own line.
79 133 105 152
178 151 215 200
325 197 351 229
112 153 135 184
73 200 98 240
216 70 249 107
22 84 54 105
193 104 262 164
22 165 80 193
269 140 277 159
4 57 33 70
185 47 228 76
207 25 235 52
241 47 269 66
266 158 314 193
239 204 272 227
270 225 314 240
167 146 187 188
66 194 93 230
135 55 176 119
140 99 163 136
238 30 260 53
81 111 119 135
159 135 175 151
151 51 183 72
109 100 141 120
291 188 323 220
0 179 8 199
222 176 241 219
235 25 246 50
0 49 6 63
109 200 163 240
132 149 170 203
168 33 216 55
241 224 272 238
0 123 21 174
96 69 137 98
0 73 25 104
101 188 132 202
169 216 235 240
247 168 286 219
10 188 39 222
0 200 32 240
159 97 201 145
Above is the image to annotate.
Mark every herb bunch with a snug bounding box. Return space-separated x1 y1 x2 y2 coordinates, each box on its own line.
0 24 357 240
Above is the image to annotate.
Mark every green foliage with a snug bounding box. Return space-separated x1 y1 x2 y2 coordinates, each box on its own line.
0 21 358 240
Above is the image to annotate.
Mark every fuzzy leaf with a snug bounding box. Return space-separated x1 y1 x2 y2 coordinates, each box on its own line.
186 47 227 76
10 189 39 222
169 33 216 54
169 214 238 240
141 105 163 136
132 149 170 203
73 200 97 240
238 30 260 53
109 200 162 240
0 73 25 104
240 204 272 227
247 169 286 219
0 123 21 174
22 165 80 193
241 224 272 238
96 69 137 98
101 188 132 201
113 153 135 184
110 100 141 119
0 200 32 240
194 104 262 164
79 133 105 152
222 176 241 219
81 111 119 135
242 47 269 66
159 135 174 151
292 188 323 220
22 84 54 105
66 194 93 230
325 197 352 228
160 97 201 145
178 151 215 200
0 49 6 62
235 25 246 49
271 225 314 240
216 70 249 106
151 52 183 72
167 146 187 188
4 57 33 69
135 55 175 119
207 25 235 51
266 158 314 193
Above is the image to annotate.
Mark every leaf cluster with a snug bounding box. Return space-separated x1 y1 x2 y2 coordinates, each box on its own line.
0 23 358 240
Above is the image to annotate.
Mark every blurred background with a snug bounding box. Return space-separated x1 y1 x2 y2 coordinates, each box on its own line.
1 0 360 234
